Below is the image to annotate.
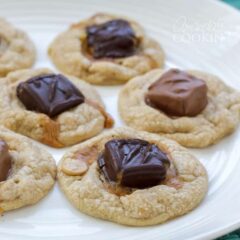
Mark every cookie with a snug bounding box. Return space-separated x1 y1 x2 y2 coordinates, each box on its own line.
0 68 114 147
58 127 208 226
48 13 165 85
119 69 240 148
0 18 35 77
0 127 56 213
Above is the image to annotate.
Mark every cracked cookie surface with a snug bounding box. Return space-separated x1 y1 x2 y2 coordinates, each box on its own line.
48 13 165 85
0 18 35 77
119 69 240 148
58 127 208 226
0 68 113 147
0 127 56 212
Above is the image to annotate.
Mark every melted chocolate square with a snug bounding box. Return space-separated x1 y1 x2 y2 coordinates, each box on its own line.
145 69 208 116
17 74 85 117
86 19 138 59
98 139 170 189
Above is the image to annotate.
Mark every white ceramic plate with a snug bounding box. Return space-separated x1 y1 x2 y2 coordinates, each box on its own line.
1 0 240 239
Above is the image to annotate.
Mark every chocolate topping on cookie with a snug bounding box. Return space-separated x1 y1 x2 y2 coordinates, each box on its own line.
98 139 170 188
0 140 12 182
86 19 138 59
17 74 85 117
146 69 208 116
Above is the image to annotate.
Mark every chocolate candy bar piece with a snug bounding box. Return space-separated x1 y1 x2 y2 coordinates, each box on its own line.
146 69 208 116
98 139 170 189
86 19 138 59
17 74 85 117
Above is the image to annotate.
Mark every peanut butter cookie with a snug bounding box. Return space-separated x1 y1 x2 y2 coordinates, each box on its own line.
0 18 35 77
58 127 208 226
48 13 165 85
119 69 240 148
0 127 56 213
0 68 113 147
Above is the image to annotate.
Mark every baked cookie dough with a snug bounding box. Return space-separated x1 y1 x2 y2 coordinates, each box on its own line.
48 13 165 85
119 69 240 148
0 68 113 148
0 18 35 77
0 127 56 213
58 127 208 226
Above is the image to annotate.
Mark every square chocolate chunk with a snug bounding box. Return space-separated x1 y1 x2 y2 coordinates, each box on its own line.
86 19 138 59
98 139 170 189
17 74 85 117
